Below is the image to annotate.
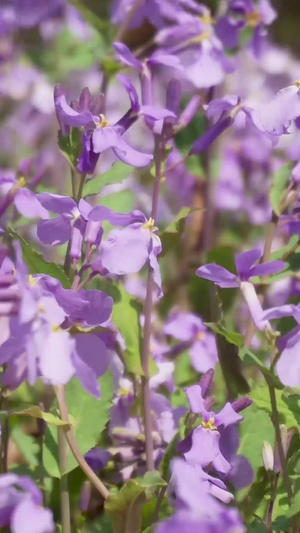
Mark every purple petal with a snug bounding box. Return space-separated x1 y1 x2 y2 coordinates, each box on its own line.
78 290 113 326
196 264 239 288
113 137 153 167
11 498 54 533
37 217 71 246
36 193 76 214
252 85 300 135
189 335 218 373
259 0 277 25
88 205 145 225
249 260 285 278
214 403 243 428
55 93 95 128
191 116 233 155
113 42 142 71
276 327 300 387
117 74 140 113
184 383 206 415
263 304 300 323
147 52 183 71
38 328 75 385
15 189 49 219
141 105 176 121
235 249 261 280
184 426 231 474
149 234 163 296
228 455 254 489
164 312 203 341
92 126 120 154
100 226 151 275
240 281 270 330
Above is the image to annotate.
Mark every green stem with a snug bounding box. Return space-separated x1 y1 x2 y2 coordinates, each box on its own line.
58 427 71 533
267 381 293 504
77 174 87 203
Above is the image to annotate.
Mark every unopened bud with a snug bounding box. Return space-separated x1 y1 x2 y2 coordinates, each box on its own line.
262 441 274 471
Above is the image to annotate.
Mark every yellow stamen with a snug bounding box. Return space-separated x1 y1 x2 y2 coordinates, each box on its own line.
245 10 261 28
188 31 210 45
201 417 217 431
28 275 38 287
51 323 61 332
199 14 215 25
142 217 157 231
96 113 110 128
294 80 300 88
12 176 26 192
118 387 131 397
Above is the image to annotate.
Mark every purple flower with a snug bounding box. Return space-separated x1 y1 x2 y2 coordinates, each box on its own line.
181 382 248 475
0 473 54 533
164 311 218 373
89 210 163 296
110 0 165 30
217 0 277 59
155 509 245 533
0 160 49 221
11 0 64 28
196 249 284 329
262 304 300 387
252 82 300 136
54 84 153 174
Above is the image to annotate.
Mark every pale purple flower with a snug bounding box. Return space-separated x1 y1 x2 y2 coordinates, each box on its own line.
262 304 300 387
164 311 218 373
0 473 54 533
196 249 284 330
252 83 300 136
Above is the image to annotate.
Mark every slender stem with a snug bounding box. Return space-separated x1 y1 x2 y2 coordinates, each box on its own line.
266 473 279 533
71 168 77 200
77 174 87 203
55 385 109 500
141 135 164 471
58 427 71 533
267 381 293 504
1 394 9 473
152 486 167 523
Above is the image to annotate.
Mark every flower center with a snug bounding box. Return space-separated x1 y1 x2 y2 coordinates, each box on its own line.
12 176 26 192
199 14 215 25
201 417 217 431
28 275 38 287
196 331 205 341
51 323 61 332
96 113 110 128
294 80 300 88
245 10 261 28
142 217 157 231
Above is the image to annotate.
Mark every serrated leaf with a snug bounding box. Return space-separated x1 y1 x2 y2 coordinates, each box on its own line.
105 480 146 533
270 161 296 216
83 163 134 197
238 404 275 470
205 322 243 347
43 371 113 477
250 385 300 429
8 228 71 288
11 427 39 467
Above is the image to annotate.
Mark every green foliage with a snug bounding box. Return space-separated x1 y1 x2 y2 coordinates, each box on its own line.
105 472 166 533
83 163 134 197
174 352 199 387
160 207 192 256
238 404 275 471
6 404 73 427
270 161 296 216
205 322 243 347
11 427 39 467
58 129 82 171
8 228 71 288
43 372 113 477
251 385 300 429
100 190 135 212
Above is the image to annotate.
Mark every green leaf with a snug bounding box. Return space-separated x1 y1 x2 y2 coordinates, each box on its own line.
8 405 73 427
11 427 39 467
238 403 275 471
251 385 300 429
160 207 194 256
100 190 135 212
240 347 284 389
287 492 300 518
43 371 113 477
105 472 165 533
205 322 243 347
83 163 134 197
270 235 299 261
174 352 199 387
159 433 179 481
106 481 146 533
270 161 296 216
8 228 71 288
108 284 144 376
58 129 82 170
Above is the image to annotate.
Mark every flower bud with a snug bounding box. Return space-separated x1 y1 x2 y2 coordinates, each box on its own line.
262 441 274 471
